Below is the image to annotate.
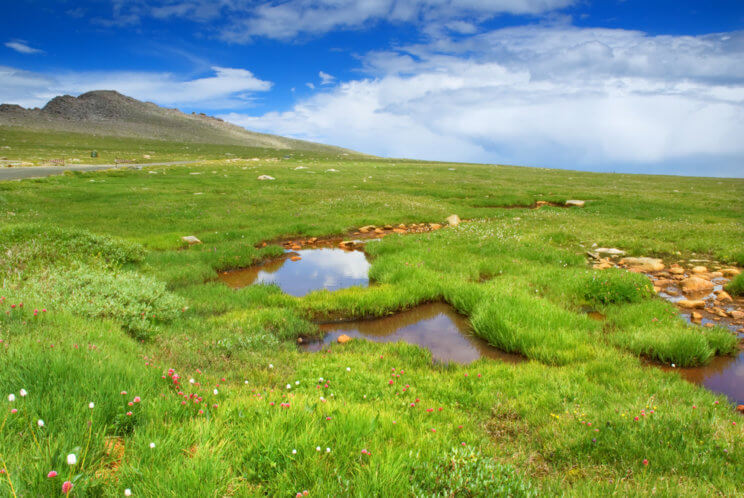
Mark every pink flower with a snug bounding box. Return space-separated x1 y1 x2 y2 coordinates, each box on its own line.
133 396 141 403
62 481 73 494
642 459 649 466
126 411 133 416
47 471 58 478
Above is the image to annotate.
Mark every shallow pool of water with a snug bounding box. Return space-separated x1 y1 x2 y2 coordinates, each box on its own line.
303 302 524 365
219 248 371 297
660 348 744 405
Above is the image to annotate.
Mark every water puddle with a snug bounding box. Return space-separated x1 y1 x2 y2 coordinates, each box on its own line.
219 248 371 297
659 346 744 405
302 302 525 365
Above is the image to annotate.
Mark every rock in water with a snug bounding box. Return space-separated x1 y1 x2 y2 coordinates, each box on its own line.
677 299 705 309
181 235 202 245
337 334 351 344
446 214 461 226
565 200 585 207
681 276 714 294
619 257 665 272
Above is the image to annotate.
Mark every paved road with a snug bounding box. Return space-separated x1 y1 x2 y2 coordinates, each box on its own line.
0 161 200 181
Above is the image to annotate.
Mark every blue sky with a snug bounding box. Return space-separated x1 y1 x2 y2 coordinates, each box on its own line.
2 1 743 177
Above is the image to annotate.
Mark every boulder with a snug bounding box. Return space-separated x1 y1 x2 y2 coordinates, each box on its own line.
181 235 202 245
290 256 302 262
446 214 461 226
565 200 585 207
337 334 351 344
359 225 375 233
730 310 744 320
619 257 665 272
737 405 744 414
430 223 442 230
681 276 714 294
339 241 355 249
677 299 705 309
257 175 275 180
669 267 685 275
691 311 703 322
691 266 707 274
715 290 733 303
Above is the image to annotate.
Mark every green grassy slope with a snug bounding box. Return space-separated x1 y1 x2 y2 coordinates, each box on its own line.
1 151 743 496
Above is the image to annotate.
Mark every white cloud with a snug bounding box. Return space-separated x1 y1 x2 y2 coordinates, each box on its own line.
306 82 315 90
5 40 44 55
96 0 575 41
319 71 335 85
221 26 744 176
0 66 272 110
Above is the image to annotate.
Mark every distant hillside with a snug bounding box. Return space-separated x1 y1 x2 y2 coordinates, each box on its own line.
0 91 356 154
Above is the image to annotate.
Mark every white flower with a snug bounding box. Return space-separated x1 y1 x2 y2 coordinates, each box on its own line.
326 447 331 453
124 489 132 496
149 442 156 449
269 364 274 369
244 380 249 384
213 389 218 395
19 389 27 397
189 378 195 384
286 384 291 390
7 394 15 402
67 453 77 465
315 446 321 452
37 419 45 427
89 402 95 409
346 367 351 372
671 363 676 368
319 377 324 382
295 381 300 385
292 449 297 454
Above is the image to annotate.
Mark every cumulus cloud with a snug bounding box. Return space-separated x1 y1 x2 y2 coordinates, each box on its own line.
222 26 744 176
0 66 272 110
5 40 44 54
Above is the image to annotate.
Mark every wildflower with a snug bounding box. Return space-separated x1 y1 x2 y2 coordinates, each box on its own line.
133 396 141 403
121 391 127 395
62 481 73 494
38 419 45 427
295 381 300 385
213 389 219 395
47 470 58 478
10 408 17 414
326 447 331 453
642 459 649 466
7 394 15 402
316 446 321 452
19 389 27 397
292 449 297 454
346 367 351 372
189 378 195 384
150 442 156 449
125 489 132 496
89 402 95 409
286 384 291 390
67 453 77 465
269 364 274 369
126 411 133 416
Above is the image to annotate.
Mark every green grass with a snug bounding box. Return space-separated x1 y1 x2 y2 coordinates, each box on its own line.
1 136 743 496
726 273 744 296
